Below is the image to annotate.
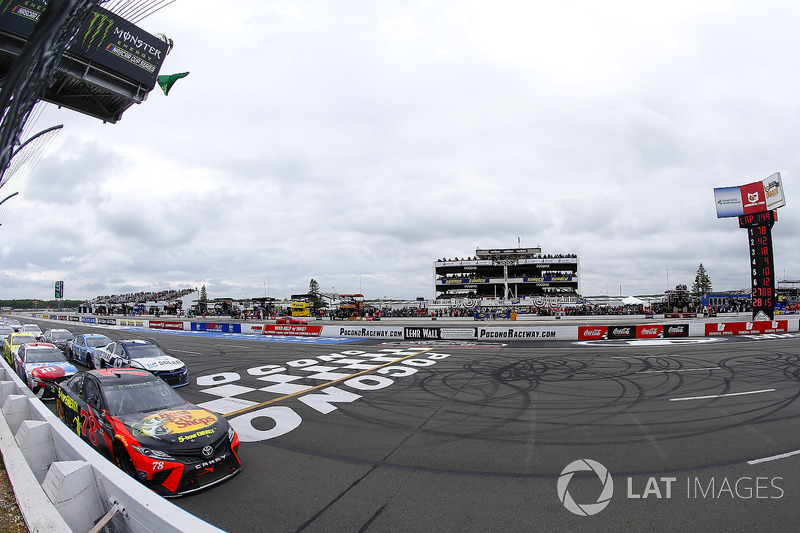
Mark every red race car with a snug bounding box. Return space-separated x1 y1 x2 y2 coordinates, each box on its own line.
275 316 308 325
54 368 242 496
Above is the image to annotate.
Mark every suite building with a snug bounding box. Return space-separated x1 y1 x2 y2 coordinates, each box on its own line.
434 247 580 301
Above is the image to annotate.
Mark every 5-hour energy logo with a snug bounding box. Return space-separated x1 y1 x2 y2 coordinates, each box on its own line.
558 459 784 516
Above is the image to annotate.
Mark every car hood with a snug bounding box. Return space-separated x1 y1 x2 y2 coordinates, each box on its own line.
129 355 185 372
25 362 78 379
120 407 226 445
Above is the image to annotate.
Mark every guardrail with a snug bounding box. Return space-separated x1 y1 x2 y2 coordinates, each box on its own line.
0 358 224 533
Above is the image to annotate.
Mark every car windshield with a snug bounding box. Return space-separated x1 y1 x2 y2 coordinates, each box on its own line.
51 332 73 341
14 335 36 345
26 348 67 363
22 326 41 333
125 344 166 358
103 379 186 416
86 337 111 347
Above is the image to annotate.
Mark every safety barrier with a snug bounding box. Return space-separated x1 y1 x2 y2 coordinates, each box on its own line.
0 359 224 533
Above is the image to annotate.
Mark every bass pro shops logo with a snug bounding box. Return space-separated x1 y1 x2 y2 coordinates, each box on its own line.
557 459 614 516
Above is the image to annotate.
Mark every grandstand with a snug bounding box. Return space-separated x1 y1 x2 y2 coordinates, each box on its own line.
80 288 196 315
434 247 580 300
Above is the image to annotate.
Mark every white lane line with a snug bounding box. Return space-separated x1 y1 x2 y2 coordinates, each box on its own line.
213 344 256 348
170 349 203 355
636 367 720 374
669 388 776 402
748 449 800 465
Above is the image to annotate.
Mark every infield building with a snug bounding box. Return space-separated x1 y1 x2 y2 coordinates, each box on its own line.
434 247 580 300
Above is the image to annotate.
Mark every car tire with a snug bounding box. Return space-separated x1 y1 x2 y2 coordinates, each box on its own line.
87 355 95 370
114 442 136 478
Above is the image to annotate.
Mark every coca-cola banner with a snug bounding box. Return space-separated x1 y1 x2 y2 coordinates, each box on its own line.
607 326 637 339
579 324 691 340
636 325 663 338
578 326 608 340
662 324 690 338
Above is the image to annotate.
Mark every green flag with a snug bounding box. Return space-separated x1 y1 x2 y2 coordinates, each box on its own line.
157 72 190 95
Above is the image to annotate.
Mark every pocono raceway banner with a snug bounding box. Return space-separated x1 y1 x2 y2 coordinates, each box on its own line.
33 314 799 340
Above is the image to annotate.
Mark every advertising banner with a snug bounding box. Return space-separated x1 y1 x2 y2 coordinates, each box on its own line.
662 324 690 337
149 320 185 330
0 4 168 88
322 326 404 339
0 1 44 36
714 172 786 218
705 321 787 336
262 324 322 337
477 327 567 340
404 327 442 340
607 326 637 339
579 324 691 340
578 326 607 340
441 328 478 339
191 322 242 333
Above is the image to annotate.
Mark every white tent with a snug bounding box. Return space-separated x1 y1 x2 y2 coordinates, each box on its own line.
621 296 646 306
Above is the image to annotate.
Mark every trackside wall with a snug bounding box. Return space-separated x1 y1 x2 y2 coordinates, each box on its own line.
0 359 224 533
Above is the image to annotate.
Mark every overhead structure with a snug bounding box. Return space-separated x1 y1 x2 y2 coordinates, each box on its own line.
0 2 171 124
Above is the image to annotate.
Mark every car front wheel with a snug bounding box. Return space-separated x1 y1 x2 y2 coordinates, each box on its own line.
114 442 136 477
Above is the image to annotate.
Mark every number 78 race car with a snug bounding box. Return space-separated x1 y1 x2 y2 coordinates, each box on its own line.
54 368 242 496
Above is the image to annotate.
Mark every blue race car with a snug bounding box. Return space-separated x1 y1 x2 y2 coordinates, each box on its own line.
67 333 112 369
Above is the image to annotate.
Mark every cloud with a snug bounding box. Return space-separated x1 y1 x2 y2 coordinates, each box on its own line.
1 0 798 301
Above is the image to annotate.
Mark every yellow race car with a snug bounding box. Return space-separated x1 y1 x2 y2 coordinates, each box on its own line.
3 332 38 364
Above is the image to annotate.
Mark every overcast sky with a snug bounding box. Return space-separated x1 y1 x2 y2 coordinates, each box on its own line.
1 0 799 302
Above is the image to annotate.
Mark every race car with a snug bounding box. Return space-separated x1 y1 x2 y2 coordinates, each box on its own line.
54 369 242 497
67 333 112 368
3 332 38 364
94 339 188 387
13 342 77 399
41 328 74 354
20 324 44 340
276 316 308 325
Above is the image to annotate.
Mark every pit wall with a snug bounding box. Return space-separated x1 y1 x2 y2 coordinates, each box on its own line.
32 313 800 340
0 358 226 533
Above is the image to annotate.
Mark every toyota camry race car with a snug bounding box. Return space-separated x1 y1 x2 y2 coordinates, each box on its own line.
14 343 77 399
94 339 188 387
54 369 242 496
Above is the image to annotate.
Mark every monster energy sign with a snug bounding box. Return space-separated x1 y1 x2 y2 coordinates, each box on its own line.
0 3 167 87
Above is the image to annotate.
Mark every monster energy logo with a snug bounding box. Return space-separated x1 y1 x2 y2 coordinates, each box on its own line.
80 10 114 52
